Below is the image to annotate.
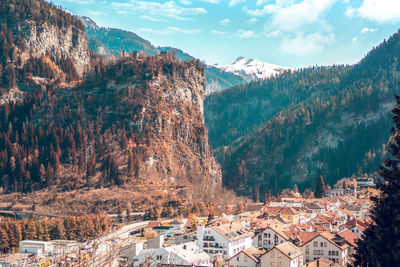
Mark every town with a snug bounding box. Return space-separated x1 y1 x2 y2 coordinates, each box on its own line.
0 177 376 267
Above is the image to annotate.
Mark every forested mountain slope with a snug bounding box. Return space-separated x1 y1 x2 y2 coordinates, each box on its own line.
79 16 159 58
0 0 226 214
205 30 400 197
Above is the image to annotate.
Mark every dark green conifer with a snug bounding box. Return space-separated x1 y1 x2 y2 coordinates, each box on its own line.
352 95 400 266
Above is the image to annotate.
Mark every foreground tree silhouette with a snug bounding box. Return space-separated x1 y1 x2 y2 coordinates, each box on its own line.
352 95 400 266
314 175 327 198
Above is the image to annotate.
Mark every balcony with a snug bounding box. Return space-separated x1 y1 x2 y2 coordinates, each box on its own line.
203 236 215 241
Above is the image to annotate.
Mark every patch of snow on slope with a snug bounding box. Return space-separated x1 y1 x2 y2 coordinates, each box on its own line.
219 57 291 81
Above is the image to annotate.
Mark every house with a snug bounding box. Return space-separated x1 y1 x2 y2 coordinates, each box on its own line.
264 207 301 224
339 219 368 237
227 246 264 267
303 257 338 267
303 203 324 215
295 232 349 265
134 241 211 267
337 229 359 255
196 221 254 259
175 231 197 244
260 241 304 267
253 225 290 249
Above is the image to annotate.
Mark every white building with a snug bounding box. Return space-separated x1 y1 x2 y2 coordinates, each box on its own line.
260 241 304 267
134 241 211 267
196 221 254 259
19 240 53 255
296 232 349 265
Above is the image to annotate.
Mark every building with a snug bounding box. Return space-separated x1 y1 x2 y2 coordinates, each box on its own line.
327 189 356 198
19 240 53 255
227 247 264 267
120 240 145 263
264 207 300 224
259 241 304 267
337 229 359 255
303 257 338 267
196 221 254 259
253 225 290 249
295 232 349 265
134 241 211 267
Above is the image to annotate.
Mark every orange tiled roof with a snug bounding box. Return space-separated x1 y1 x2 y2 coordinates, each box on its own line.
337 229 359 247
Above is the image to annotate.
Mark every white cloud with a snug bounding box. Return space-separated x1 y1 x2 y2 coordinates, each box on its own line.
352 36 357 42
110 1 207 21
345 7 356 17
138 27 201 35
361 27 377 33
246 0 336 31
248 18 258 24
200 0 220 3
219 18 231 25
229 0 245 7
237 29 258 38
211 30 227 35
179 0 192 4
266 30 281 38
358 0 400 23
256 0 268 5
280 32 335 56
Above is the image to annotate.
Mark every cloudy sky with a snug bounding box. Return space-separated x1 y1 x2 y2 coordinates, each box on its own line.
51 0 400 68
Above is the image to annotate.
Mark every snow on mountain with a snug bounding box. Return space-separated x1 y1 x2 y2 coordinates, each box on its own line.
220 57 291 81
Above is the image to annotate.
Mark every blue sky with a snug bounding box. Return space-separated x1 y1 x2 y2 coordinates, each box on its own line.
51 0 400 68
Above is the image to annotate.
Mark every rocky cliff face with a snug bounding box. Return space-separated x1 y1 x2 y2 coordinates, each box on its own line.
0 0 91 101
19 21 91 78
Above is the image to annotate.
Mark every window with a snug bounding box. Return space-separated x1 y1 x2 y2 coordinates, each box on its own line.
237 257 240 261
271 262 275 266
271 252 274 258
278 262 282 266
314 242 318 247
328 251 331 256
324 242 327 247
278 253 281 258
320 242 323 247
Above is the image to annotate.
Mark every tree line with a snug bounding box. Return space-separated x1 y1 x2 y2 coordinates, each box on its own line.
0 214 112 254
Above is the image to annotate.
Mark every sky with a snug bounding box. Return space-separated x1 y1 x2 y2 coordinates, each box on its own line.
50 0 400 68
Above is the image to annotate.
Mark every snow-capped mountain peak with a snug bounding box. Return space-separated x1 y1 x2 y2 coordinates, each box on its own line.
220 57 291 81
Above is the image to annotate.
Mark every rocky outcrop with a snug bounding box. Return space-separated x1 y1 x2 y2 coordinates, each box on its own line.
19 21 91 78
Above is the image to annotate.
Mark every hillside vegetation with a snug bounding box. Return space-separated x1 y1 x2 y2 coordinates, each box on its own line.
205 30 400 197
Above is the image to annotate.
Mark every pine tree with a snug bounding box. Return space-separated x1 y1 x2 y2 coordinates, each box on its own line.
314 175 327 198
253 186 259 202
352 95 400 266
0 227 9 253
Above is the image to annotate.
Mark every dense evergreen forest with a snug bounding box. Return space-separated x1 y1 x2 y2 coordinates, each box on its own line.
205 30 400 196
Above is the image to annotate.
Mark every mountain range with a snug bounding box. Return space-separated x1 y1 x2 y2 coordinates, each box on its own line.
1 0 399 208
78 16 288 94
